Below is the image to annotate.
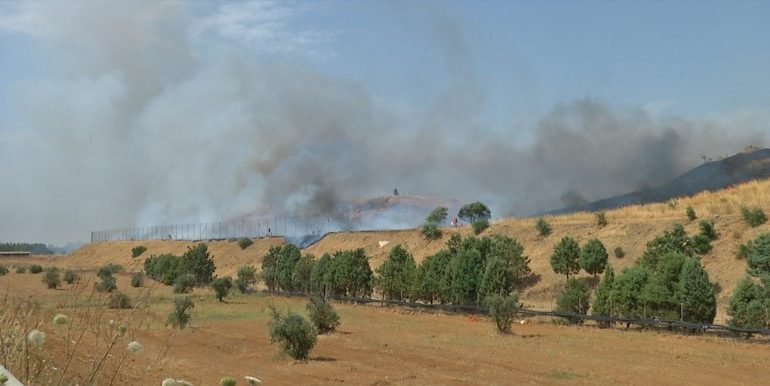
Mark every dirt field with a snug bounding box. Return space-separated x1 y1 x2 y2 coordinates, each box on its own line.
1 271 769 385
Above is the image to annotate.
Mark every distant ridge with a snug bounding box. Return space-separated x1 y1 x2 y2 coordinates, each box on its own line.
548 147 770 215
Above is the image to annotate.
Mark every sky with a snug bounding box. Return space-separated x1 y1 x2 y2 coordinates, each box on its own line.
0 0 769 244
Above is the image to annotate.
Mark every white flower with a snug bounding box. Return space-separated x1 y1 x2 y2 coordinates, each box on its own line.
127 341 143 354
53 313 68 325
27 329 45 347
244 376 262 385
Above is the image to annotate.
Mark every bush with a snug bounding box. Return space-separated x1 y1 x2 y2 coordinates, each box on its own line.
426 207 448 224
95 272 117 293
15 265 26 273
63 270 78 284
458 202 491 223
485 293 519 333
614 246 625 258
741 206 767 228
472 219 489 235
0 266 7 276
131 245 147 258
107 292 133 309
421 222 442 240
535 217 551 237
268 305 317 360
595 211 607 228
168 296 194 329
211 276 233 301
556 278 591 323
131 272 144 288
686 206 697 221
173 273 196 294
306 296 341 334
42 267 61 289
100 263 124 274
736 242 752 260
691 234 713 255
237 237 253 250
235 265 258 293
220 377 237 386
29 264 43 274
550 236 581 280
698 220 718 240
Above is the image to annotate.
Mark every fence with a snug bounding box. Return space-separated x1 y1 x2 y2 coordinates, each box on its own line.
90 217 333 243
271 290 770 338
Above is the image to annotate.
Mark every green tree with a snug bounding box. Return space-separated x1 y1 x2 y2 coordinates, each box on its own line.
535 217 551 237
276 244 302 291
234 265 258 293
261 246 281 291
306 296 341 334
268 306 317 360
182 243 216 285
292 254 315 293
309 253 333 296
458 202 491 223
489 235 531 283
638 224 694 269
168 296 194 329
747 233 770 277
677 258 716 323
376 245 417 301
485 293 519 333
550 236 581 280
479 257 514 297
426 207 448 224
450 247 484 304
412 250 452 304
639 252 687 319
579 238 608 279
727 277 768 329
329 249 373 297
610 266 651 318
592 265 615 326
211 276 233 302
556 278 591 323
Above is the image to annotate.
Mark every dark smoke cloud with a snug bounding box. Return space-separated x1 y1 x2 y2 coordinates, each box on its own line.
0 2 767 243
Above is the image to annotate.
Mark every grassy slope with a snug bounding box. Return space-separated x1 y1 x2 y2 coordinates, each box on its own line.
66 179 770 323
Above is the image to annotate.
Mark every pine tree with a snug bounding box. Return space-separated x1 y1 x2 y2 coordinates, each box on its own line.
376 245 416 301
727 277 768 329
677 258 716 323
580 238 608 279
556 278 591 323
550 236 581 280
747 233 770 277
479 257 514 297
592 265 615 326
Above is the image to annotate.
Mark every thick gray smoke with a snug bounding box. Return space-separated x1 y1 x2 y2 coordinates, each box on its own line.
0 2 767 243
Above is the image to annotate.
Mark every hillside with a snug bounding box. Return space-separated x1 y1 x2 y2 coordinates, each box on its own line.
59 178 770 323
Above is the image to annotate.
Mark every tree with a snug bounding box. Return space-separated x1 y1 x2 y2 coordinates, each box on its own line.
727 277 768 329
579 238 608 278
261 246 281 291
550 236 581 280
556 278 591 323
376 245 417 301
310 253 333 296
275 244 302 291
234 265 258 293
489 235 531 283
450 248 484 304
639 252 687 320
182 243 216 286
676 258 716 323
411 250 452 304
211 276 233 302
698 220 718 240
168 296 194 329
268 305 317 360
638 224 694 269
292 254 315 293
42 267 61 289
306 296 341 334
328 249 373 297
479 257 514 297
485 293 519 333
592 265 615 326
610 266 651 318
426 206 448 224
747 233 770 277
458 202 491 223
536 217 551 237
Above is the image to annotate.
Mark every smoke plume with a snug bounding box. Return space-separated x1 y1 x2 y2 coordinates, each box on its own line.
0 2 766 243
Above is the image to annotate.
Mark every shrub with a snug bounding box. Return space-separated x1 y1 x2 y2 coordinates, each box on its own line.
131 245 147 258
107 292 133 309
29 264 43 274
268 305 317 360
614 247 625 258
143 253 183 285
536 217 551 237
15 265 26 273
426 206 448 224
698 220 718 240
168 296 194 329
421 222 442 240
471 219 489 235
131 272 144 288
550 236 581 280
173 273 196 294
580 238 608 278
376 245 416 301
0 373 8 384
736 242 752 260
458 202 491 223
595 211 607 228
485 293 519 333
741 206 767 227
42 267 61 289
235 265 258 293
0 266 7 276
101 263 124 274
220 377 237 386
556 278 591 323
691 234 712 255
686 206 696 221
95 272 117 293
306 296 341 334
211 276 233 302
237 237 253 250
63 270 78 284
